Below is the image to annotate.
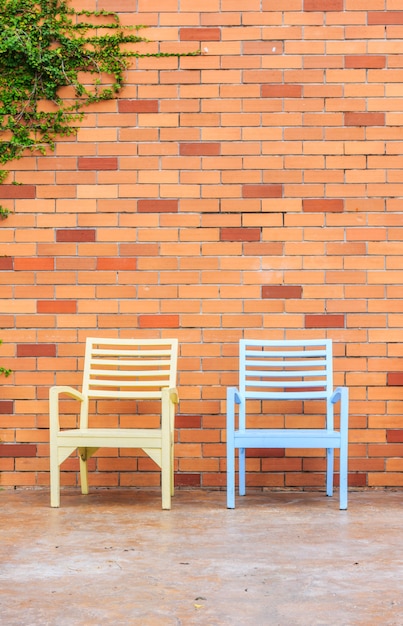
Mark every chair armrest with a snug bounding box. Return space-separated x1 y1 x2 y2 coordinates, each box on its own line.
331 386 348 405
227 387 244 405
227 387 244 435
49 386 84 433
331 386 349 432
50 386 84 403
168 387 179 404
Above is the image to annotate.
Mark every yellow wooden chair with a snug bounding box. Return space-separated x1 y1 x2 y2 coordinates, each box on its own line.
49 337 178 509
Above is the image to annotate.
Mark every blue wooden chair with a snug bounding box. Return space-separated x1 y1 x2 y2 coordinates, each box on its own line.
227 339 349 509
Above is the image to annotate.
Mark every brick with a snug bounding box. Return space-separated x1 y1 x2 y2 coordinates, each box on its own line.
345 56 386 69
262 286 303 299
262 85 302 98
304 0 344 11
118 100 159 113
78 158 118 170
368 12 403 25
97 258 137 270
56 230 96 242
386 430 403 443
344 113 385 126
0 257 13 270
174 473 201 487
0 444 36 457
180 28 221 41
244 42 284 55
14 258 54 270
17 344 56 357
137 200 178 213
220 228 261 242
242 185 282 198
37 301 77 314
305 315 345 328
303 199 344 212
176 415 202 428
0 402 14 414
387 373 403 386
180 143 220 156
1 185 35 199
138 315 179 328
246 449 285 458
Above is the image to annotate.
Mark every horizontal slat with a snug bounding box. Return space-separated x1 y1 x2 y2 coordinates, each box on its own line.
89 379 167 388
91 358 171 367
86 390 163 398
92 349 172 357
245 379 326 389
233 428 341 449
57 428 164 448
242 390 329 400
245 369 326 379
89 369 169 379
244 349 327 358
245 358 326 369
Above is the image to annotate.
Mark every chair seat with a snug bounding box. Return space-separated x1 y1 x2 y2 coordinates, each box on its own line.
233 428 342 449
57 428 164 448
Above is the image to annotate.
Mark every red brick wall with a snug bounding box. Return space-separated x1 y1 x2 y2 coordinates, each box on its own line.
1 0 402 492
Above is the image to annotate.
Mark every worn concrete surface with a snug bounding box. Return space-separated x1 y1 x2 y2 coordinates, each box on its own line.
1 488 402 625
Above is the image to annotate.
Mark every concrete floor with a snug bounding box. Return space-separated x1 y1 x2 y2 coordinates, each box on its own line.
1 488 403 626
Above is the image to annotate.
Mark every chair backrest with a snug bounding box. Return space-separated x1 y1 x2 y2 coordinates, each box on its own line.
239 339 333 400
82 338 178 400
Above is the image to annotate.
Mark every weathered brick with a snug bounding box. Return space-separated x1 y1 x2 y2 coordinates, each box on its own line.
345 113 385 126
242 185 282 198
0 444 36 457
180 28 221 41
0 257 13 270
262 286 302 299
386 430 403 443
56 230 96 242
174 473 201 487
305 315 345 328
97 258 137 270
37 301 77 314
78 158 118 170
118 100 159 113
387 372 403 386
137 200 179 213
176 415 202 428
262 85 302 98
345 56 386 69
180 143 220 156
304 0 344 10
368 12 403 25
1 185 36 198
303 199 344 212
138 315 180 328
17 344 56 357
220 228 261 242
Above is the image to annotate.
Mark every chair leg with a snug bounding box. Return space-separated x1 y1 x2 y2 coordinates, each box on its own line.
339 441 348 510
227 442 235 509
170 443 175 497
50 448 60 508
239 447 246 496
161 438 171 510
79 456 89 495
326 448 334 497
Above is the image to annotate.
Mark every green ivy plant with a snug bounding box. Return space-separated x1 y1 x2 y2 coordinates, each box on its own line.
0 340 11 377
0 0 200 216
